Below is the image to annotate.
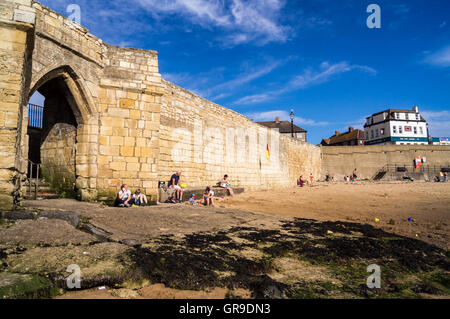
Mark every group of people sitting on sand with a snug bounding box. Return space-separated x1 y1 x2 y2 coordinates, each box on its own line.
344 169 358 182
168 171 235 206
114 171 235 207
297 173 315 187
114 184 148 207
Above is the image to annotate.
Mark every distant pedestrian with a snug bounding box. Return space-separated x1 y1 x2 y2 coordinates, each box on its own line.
309 173 314 186
352 168 358 180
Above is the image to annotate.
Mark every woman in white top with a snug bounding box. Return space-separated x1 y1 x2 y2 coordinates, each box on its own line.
219 175 235 197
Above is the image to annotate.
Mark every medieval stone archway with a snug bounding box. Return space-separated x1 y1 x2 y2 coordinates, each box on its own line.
26 66 97 199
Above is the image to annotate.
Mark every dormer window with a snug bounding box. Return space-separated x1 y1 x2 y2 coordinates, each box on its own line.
395 113 400 120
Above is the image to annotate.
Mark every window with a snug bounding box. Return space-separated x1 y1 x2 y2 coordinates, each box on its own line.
376 129 379 137
371 130 374 139
414 127 417 134
380 128 385 135
393 126 397 134
420 127 424 135
365 132 369 140
416 114 420 120
395 113 400 120
399 126 403 134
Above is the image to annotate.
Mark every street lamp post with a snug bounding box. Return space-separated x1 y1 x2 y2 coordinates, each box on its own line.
290 109 294 138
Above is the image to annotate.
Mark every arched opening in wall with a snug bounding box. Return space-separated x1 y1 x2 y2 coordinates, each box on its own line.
26 76 79 199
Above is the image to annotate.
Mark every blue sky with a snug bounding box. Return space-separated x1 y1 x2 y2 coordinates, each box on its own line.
32 0 450 144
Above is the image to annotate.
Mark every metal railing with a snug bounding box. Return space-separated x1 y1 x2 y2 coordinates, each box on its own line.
384 164 450 173
28 160 41 200
373 163 450 180
28 103 44 129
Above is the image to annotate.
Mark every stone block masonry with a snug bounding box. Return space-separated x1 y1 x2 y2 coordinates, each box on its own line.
321 145 450 180
0 0 321 210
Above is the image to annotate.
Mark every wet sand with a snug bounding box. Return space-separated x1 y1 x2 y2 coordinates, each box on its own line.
220 181 450 249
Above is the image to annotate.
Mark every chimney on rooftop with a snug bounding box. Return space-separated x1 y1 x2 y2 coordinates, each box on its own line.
413 105 419 113
335 130 340 136
275 116 280 124
349 126 354 132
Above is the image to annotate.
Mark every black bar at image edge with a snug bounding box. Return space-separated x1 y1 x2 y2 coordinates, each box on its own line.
0 299 447 317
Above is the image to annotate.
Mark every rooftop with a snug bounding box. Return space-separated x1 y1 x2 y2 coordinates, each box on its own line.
321 127 365 146
256 117 307 134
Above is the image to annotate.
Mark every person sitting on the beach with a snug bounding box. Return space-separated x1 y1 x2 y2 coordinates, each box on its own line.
133 189 148 206
188 194 197 205
115 184 133 207
168 171 184 202
298 176 306 187
219 175 235 196
352 169 358 180
402 174 414 182
201 186 215 207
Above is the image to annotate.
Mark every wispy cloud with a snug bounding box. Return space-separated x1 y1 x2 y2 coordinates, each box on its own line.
391 4 410 14
137 0 290 46
422 110 450 137
440 21 447 28
246 110 329 127
234 61 377 105
163 57 290 100
424 46 450 68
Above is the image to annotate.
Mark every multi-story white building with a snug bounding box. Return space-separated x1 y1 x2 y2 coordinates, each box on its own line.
364 106 429 145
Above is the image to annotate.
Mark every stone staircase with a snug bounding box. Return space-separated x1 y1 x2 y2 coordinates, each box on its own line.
24 179 61 200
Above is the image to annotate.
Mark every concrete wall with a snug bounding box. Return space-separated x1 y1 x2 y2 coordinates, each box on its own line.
159 80 321 190
321 145 450 180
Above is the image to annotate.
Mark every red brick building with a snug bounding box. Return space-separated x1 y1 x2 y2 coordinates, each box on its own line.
321 127 366 146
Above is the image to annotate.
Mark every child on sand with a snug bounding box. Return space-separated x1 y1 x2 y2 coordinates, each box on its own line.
201 186 215 207
188 194 196 205
132 189 148 206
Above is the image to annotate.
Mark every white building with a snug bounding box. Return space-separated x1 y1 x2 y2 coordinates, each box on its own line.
364 106 429 145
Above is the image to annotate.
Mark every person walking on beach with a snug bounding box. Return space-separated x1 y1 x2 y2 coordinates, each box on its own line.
309 173 314 187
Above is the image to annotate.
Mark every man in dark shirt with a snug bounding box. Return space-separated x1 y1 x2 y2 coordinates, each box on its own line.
169 171 183 202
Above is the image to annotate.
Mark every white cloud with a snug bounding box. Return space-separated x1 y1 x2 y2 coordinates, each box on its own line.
391 4 410 14
246 110 329 127
136 0 290 45
424 46 450 68
422 110 450 137
234 61 377 105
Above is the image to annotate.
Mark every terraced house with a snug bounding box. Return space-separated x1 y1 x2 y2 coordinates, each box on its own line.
364 106 429 146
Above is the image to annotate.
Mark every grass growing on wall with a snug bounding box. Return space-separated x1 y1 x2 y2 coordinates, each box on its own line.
41 164 77 198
